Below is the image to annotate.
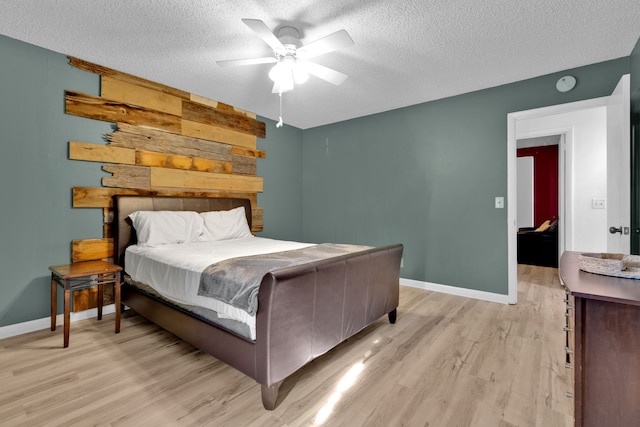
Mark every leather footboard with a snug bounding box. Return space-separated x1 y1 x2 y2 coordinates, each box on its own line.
254 243 403 387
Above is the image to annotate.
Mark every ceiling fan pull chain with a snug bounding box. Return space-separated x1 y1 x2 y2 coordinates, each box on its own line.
276 92 284 128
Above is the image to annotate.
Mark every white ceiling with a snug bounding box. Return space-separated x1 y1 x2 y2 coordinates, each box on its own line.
1 1 639 129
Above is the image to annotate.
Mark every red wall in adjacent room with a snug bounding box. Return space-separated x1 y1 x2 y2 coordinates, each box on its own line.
517 145 558 226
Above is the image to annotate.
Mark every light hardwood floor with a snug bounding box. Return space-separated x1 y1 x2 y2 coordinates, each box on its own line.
0 265 572 427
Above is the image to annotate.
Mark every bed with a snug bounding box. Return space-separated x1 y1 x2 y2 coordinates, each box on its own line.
114 195 403 409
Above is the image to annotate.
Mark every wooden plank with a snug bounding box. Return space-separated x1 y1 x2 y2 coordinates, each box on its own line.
189 93 257 119
65 91 182 134
142 186 263 205
182 100 266 138
181 120 257 149
101 76 183 116
103 207 114 224
135 150 231 174
232 154 257 176
67 58 269 235
73 285 114 312
103 208 114 238
69 57 264 137
150 167 263 192
137 150 196 170
102 165 151 190
192 156 232 174
108 123 232 161
252 207 264 232
68 56 190 99
103 223 113 239
72 187 258 208
69 141 135 164
231 146 266 158
72 288 92 312
71 238 113 262
73 187 141 208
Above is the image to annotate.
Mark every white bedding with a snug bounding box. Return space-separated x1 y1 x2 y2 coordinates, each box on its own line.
125 236 314 340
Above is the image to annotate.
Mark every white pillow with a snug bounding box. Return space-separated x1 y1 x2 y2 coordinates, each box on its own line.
129 211 205 245
200 206 252 241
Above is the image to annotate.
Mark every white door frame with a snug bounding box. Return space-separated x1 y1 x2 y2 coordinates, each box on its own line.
606 75 631 253
507 97 608 303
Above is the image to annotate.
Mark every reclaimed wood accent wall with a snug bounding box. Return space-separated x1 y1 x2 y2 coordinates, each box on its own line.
65 57 266 311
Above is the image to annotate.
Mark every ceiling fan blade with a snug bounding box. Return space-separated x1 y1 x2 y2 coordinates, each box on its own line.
216 57 277 68
298 60 348 86
297 29 354 59
241 18 284 52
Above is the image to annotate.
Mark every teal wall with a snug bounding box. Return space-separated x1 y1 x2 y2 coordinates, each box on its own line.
0 35 110 327
256 120 304 241
0 31 636 328
302 58 629 294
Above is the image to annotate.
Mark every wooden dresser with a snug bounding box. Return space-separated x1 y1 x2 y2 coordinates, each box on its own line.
559 251 640 427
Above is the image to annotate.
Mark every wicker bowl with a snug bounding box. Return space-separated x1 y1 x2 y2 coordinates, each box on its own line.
578 253 624 275
579 253 640 278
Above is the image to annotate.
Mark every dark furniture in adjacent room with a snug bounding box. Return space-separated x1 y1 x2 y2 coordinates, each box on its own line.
517 220 558 267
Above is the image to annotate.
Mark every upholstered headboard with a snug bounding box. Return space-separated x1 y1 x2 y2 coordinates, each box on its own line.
114 196 252 267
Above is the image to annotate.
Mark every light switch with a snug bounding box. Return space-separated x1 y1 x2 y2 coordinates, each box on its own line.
495 197 504 209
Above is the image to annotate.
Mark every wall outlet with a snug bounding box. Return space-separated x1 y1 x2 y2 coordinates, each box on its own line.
400 258 404 268
495 196 504 209
592 198 606 209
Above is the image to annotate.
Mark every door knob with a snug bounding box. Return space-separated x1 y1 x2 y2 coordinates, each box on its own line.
609 226 622 234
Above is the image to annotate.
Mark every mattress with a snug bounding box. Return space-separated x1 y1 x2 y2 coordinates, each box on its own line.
125 236 314 340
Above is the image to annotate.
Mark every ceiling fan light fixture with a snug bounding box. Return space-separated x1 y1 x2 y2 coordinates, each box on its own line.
293 64 309 84
268 61 285 82
269 56 305 92
279 75 294 93
270 68 293 93
219 19 353 97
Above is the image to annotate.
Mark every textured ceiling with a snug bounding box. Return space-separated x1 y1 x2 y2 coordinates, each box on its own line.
1 0 639 129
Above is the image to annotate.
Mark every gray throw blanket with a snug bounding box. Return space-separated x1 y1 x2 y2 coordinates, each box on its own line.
197 243 370 315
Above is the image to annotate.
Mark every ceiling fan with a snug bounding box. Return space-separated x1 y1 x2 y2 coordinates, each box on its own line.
217 19 354 94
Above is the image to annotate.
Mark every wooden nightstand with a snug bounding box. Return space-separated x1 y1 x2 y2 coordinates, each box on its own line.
49 260 123 348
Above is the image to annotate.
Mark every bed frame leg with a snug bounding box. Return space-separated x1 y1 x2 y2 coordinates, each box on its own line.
261 381 282 410
388 308 397 324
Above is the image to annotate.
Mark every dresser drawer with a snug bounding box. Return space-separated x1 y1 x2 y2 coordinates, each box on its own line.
564 292 575 367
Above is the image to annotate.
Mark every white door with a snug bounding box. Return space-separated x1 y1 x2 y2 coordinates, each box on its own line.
606 74 631 253
517 156 534 228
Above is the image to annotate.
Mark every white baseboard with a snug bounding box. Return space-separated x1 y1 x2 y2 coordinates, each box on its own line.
2 279 509 340
400 278 510 304
0 304 117 340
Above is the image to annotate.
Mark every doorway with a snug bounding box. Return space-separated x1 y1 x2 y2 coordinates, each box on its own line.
517 136 560 229
507 97 610 303
508 75 630 304
516 136 561 268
